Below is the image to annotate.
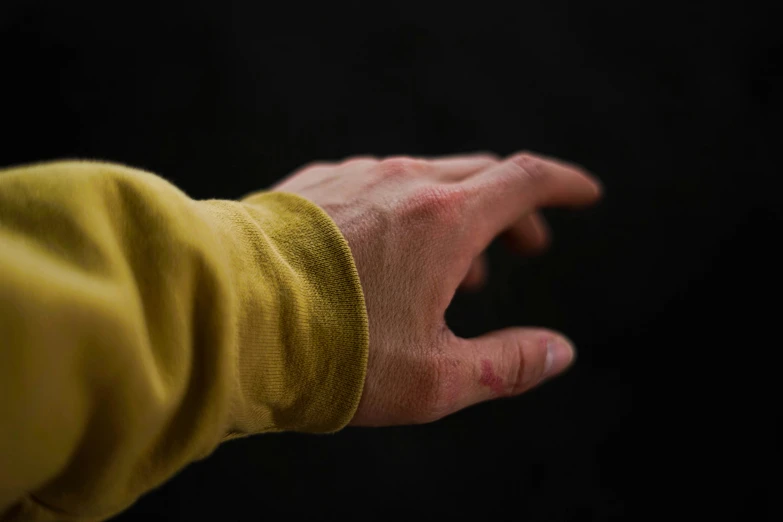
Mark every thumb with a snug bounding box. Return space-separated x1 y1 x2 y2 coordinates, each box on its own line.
446 327 576 413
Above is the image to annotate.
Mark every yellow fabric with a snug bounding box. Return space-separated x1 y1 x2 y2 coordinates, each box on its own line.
0 161 369 521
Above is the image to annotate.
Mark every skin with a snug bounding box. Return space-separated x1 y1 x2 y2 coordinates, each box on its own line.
272 151 603 426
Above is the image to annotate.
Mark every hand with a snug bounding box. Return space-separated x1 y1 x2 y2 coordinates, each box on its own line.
272 152 602 426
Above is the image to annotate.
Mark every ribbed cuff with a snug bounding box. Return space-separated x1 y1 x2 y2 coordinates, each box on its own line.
220 190 369 434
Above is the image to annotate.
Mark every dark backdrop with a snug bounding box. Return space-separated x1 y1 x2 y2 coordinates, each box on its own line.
1 1 780 520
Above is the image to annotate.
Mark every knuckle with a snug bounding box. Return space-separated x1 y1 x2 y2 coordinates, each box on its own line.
509 153 547 184
298 161 330 172
507 336 546 394
343 155 377 165
378 157 428 178
403 185 467 226
471 151 500 162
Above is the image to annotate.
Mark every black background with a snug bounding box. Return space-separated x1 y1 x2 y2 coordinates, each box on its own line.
1 1 780 520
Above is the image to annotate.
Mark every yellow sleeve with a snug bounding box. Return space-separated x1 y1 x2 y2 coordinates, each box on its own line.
0 161 369 521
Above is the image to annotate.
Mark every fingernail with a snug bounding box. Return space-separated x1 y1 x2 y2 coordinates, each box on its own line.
544 338 575 378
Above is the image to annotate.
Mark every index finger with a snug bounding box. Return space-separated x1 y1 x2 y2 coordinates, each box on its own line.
462 152 602 251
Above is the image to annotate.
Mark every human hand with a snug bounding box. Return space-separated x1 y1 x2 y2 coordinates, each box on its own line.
272 152 602 426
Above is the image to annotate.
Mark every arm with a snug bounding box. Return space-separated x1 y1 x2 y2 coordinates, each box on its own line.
0 161 368 521
0 151 602 521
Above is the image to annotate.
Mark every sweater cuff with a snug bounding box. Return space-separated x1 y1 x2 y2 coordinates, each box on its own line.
209 191 369 435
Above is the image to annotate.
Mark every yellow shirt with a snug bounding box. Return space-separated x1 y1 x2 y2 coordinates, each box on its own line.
0 161 369 521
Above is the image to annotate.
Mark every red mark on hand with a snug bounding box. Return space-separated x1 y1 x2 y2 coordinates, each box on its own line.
479 359 506 396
